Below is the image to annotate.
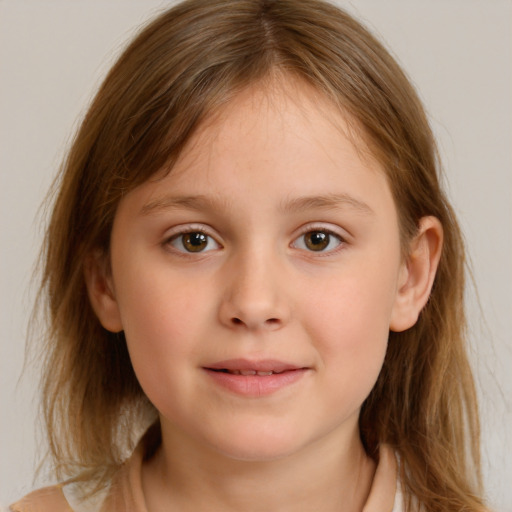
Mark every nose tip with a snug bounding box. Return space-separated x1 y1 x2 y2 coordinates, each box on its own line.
218 259 290 332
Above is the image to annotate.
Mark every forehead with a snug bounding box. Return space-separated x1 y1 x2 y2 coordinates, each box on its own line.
158 76 380 182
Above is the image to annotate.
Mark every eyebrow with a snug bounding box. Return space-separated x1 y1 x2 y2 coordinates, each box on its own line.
279 193 375 216
140 192 374 216
140 194 229 216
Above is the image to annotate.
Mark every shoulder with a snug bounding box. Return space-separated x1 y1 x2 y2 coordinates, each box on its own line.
8 429 151 512
9 486 73 512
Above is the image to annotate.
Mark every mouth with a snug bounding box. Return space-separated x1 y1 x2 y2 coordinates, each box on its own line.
203 359 309 397
204 358 306 374
209 369 291 376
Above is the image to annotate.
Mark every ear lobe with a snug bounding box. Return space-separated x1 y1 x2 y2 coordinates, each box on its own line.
390 216 443 332
84 250 123 333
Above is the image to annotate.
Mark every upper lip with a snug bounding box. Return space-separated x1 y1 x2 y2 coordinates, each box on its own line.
204 358 306 373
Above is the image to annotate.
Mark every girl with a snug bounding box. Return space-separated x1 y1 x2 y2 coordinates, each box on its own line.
10 0 489 510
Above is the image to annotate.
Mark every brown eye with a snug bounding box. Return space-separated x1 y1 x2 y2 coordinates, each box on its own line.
169 231 219 253
183 232 208 252
304 231 330 251
293 229 343 253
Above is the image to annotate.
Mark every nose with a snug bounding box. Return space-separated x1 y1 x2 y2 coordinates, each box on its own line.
218 250 290 331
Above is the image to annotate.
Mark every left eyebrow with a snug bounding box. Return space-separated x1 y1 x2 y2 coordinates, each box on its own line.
279 193 375 216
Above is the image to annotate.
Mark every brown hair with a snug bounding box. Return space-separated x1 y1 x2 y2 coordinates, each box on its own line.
37 0 486 510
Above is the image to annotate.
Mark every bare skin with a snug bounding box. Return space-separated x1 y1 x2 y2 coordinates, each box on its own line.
141 419 376 512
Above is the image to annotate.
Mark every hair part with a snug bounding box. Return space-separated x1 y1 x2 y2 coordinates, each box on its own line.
37 1 485 510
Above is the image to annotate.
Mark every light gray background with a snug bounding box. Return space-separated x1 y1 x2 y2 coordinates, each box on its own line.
1 1 511 510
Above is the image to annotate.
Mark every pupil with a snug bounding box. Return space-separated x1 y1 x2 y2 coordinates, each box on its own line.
306 231 329 251
184 232 207 252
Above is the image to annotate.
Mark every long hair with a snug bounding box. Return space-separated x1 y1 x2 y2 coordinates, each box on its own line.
37 1 485 510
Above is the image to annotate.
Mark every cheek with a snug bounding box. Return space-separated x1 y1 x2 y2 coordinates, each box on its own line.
307 262 397 337
302 264 397 396
112 261 211 380
114 252 209 333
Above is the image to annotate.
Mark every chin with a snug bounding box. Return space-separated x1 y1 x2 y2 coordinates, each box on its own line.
207 422 310 463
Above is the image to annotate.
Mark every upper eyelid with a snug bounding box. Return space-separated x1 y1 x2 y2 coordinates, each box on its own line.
163 223 219 239
294 222 349 240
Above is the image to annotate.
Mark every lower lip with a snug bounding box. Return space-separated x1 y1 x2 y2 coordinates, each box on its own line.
204 368 308 397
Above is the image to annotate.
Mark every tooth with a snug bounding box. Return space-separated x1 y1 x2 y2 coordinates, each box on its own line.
239 370 257 376
257 371 273 376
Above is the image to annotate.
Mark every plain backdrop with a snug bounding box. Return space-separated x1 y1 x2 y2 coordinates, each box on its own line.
1 1 511 510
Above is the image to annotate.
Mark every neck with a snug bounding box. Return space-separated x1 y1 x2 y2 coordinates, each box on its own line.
142 420 376 512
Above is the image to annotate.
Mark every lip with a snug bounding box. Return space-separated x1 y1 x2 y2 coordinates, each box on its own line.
203 358 310 397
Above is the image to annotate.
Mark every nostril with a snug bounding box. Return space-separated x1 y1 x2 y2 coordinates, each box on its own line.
230 317 280 327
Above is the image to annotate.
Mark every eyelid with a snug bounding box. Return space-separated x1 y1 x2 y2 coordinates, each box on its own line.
164 223 216 237
294 222 349 240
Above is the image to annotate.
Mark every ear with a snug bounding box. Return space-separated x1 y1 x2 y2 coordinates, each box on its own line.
390 216 443 332
84 250 123 333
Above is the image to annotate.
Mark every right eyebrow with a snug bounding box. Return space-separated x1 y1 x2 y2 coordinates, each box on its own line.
140 194 230 216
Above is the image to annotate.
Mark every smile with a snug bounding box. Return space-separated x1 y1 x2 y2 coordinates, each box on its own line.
203 359 309 397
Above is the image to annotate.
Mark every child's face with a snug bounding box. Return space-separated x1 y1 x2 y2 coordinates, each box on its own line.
102 81 408 461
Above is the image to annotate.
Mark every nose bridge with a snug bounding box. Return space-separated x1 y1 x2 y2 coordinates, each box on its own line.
219 242 289 330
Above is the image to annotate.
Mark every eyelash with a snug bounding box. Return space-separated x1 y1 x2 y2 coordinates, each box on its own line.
163 226 346 255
